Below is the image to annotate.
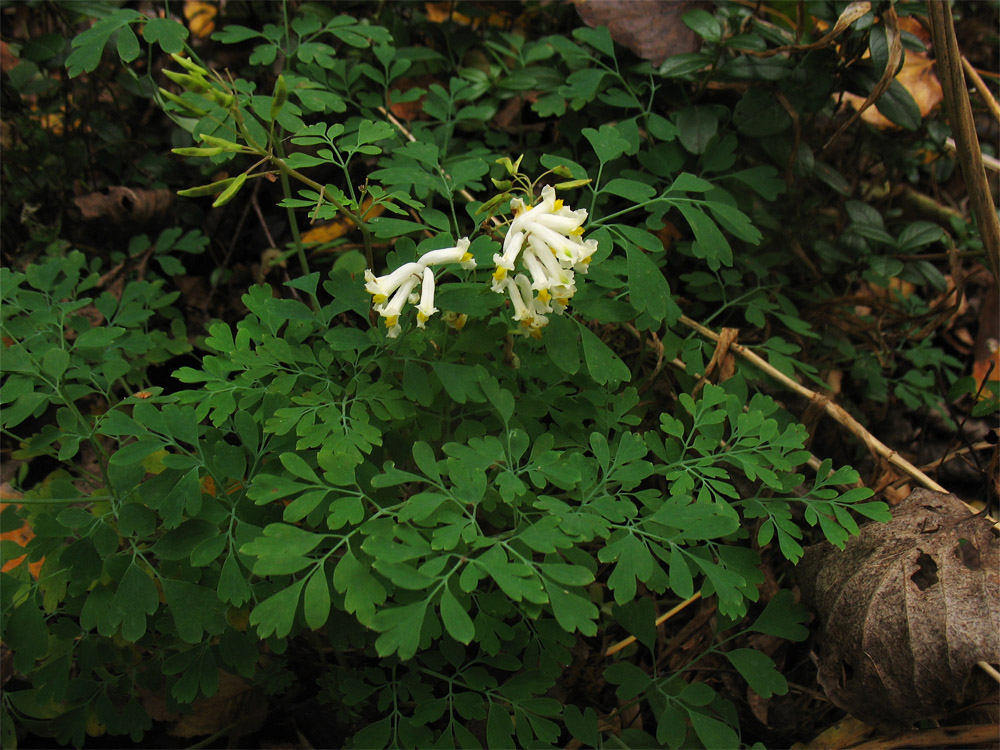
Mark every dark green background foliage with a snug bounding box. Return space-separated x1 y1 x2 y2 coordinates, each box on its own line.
1 1 992 747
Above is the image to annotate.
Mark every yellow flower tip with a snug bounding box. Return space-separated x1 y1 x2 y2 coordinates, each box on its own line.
529 328 543 340
557 297 570 307
372 293 388 304
520 318 533 328
493 267 508 282
417 311 430 323
538 288 552 303
553 199 564 210
384 315 399 328
461 252 474 262
570 227 585 236
581 256 592 264
453 314 467 330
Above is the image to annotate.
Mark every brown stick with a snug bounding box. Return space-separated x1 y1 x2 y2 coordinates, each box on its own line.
961 55 1000 122
927 1 1000 281
678 315 951 495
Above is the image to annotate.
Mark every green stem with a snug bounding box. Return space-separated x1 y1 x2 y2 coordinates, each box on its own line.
269 154 375 268
273 138 318 310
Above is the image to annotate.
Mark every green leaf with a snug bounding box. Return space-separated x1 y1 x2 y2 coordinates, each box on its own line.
542 312 580 374
605 662 651 701
218 554 251 607
675 106 718 155
602 178 656 202
42 348 69 380
368 217 427 238
279 452 321 483
432 362 485 404
143 17 189 54
113 563 159 641
626 243 679 325
249 579 305 639
875 78 922 131
579 323 630 386
161 579 227 643
116 25 140 63
303 567 331 629
6 603 49 673
373 600 428 660
725 648 788 697
542 579 598 635
683 9 723 42
439 587 475 644
748 589 809 640
75 326 125 348
677 203 732 268
708 203 762 244
487 702 515 749
687 710 739 750
582 125 629 164
572 25 614 57
333 550 386 627
733 88 791 136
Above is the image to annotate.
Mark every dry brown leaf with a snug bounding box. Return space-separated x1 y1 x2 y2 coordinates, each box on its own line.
798 489 1000 733
573 0 709 66
184 0 217 39
73 186 173 223
0 484 43 578
169 671 266 739
972 284 999 399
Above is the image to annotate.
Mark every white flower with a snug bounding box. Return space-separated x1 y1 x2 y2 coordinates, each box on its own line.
415 266 438 328
491 184 593 331
520 249 554 309
418 238 475 269
363 236 473 337
491 230 525 291
379 273 421 338
365 262 423 306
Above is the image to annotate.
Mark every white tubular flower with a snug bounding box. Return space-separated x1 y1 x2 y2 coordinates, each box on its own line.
520 249 554 310
418 237 475 269
509 186 557 234
527 235 575 293
527 222 589 265
505 274 533 326
365 262 424 306
379 274 420 338
415 267 438 328
515 274 549 332
492 230 525 291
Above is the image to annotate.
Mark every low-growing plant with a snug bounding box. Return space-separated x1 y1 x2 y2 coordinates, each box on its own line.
3 1 990 747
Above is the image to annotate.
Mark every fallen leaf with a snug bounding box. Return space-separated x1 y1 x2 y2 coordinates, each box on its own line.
972 284 999 399
184 1 217 39
573 0 708 66
0 485 43 577
798 488 1000 733
74 186 173 223
169 670 266 739
300 197 386 245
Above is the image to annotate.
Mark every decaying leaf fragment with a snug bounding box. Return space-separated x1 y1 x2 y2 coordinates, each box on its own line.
573 0 708 66
798 489 999 733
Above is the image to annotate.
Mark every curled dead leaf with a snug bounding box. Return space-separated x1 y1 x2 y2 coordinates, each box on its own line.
798 489 999 733
74 186 173 223
573 0 708 66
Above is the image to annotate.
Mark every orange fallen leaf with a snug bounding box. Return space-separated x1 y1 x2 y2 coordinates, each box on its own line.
842 16 942 129
184 1 217 39
1 488 43 578
301 197 387 245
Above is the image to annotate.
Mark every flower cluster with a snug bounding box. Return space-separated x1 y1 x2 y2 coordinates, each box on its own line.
364 239 475 337
490 185 596 337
